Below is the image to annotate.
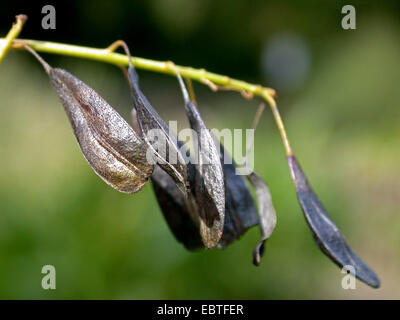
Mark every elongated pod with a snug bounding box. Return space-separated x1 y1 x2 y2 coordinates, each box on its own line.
247 172 277 266
288 155 380 288
151 165 203 250
127 58 188 196
176 74 225 249
218 146 259 248
26 46 153 193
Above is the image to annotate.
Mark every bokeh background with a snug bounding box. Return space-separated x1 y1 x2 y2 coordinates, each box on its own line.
0 1 399 299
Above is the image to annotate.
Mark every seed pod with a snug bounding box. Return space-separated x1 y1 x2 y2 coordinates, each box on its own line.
26 47 153 193
151 165 203 250
247 172 277 266
127 61 188 195
152 141 261 251
288 155 380 288
218 146 259 248
176 74 225 249
150 129 259 251
133 106 202 249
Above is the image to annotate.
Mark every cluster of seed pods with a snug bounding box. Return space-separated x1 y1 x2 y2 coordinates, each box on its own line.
24 43 380 288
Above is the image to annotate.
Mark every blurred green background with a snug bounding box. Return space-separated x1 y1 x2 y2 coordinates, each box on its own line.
0 1 399 299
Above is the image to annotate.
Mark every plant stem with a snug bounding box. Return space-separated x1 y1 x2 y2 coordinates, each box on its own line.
262 93 293 156
5 37 294 157
0 15 27 63
12 39 276 96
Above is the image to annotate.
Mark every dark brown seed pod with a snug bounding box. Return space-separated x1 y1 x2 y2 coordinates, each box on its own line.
177 74 225 249
150 123 259 251
246 172 277 266
133 107 203 250
126 59 188 196
151 141 261 252
218 146 259 248
26 46 153 193
151 165 203 250
288 155 380 288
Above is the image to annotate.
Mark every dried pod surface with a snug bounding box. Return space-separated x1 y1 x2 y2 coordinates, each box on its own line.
151 165 203 250
127 64 188 195
177 75 225 249
288 155 380 288
247 172 277 266
152 137 259 251
218 147 259 248
50 68 153 193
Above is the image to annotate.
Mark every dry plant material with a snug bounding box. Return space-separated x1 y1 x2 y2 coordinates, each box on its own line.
288 155 380 288
218 145 259 249
177 73 225 249
126 56 188 196
21 41 380 289
151 165 203 250
25 45 153 193
247 172 277 266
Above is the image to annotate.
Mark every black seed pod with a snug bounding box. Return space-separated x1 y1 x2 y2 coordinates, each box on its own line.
288 155 380 288
176 74 225 249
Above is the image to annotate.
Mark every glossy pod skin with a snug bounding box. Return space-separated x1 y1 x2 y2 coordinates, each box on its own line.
288 155 380 288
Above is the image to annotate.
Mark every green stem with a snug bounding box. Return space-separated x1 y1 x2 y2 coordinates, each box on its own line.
6 37 293 156
13 39 276 96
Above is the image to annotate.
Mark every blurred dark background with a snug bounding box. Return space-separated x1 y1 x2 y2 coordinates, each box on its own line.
0 1 399 299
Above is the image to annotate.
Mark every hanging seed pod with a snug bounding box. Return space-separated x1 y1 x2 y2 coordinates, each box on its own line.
25 46 153 193
151 165 203 250
148 109 259 251
288 155 380 288
151 139 261 251
176 74 225 249
228 101 276 264
218 145 259 248
247 172 277 266
126 55 188 196
133 106 203 249
132 106 201 248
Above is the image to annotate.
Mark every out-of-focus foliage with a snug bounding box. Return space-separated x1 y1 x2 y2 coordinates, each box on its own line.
0 1 399 299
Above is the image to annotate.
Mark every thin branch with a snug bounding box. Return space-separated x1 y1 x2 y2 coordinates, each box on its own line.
264 95 293 156
244 103 265 169
9 38 275 98
5 37 293 157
